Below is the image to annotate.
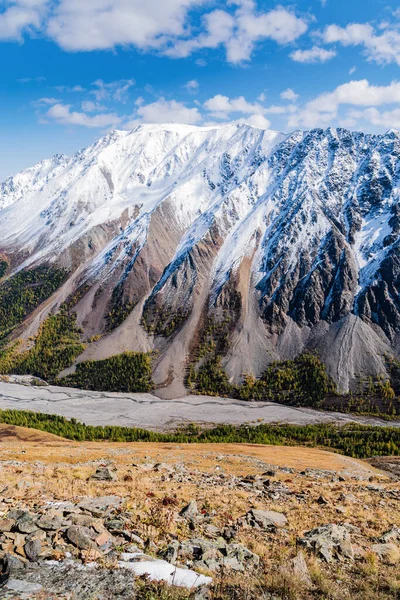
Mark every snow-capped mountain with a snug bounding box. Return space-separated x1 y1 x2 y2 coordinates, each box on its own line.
1 123 400 397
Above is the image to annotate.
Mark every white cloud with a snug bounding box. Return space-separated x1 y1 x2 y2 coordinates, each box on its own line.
34 97 59 106
351 107 400 130
0 0 48 41
349 66 356 75
280 88 299 101
184 79 199 93
264 105 287 114
203 93 271 128
239 114 271 129
204 94 263 117
164 4 307 64
81 100 106 112
2 1 307 67
91 79 135 102
46 103 121 128
288 79 400 128
322 22 400 66
290 45 336 63
135 98 202 125
54 85 85 93
46 0 206 52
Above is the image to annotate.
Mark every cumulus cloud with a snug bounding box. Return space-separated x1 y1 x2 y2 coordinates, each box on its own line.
241 114 271 129
203 94 271 128
290 45 336 63
135 98 202 125
46 103 121 128
2 1 308 66
0 0 49 41
123 93 275 130
167 4 307 63
81 100 106 112
288 79 400 128
184 79 199 93
46 0 205 52
322 22 400 66
281 88 299 101
346 107 400 130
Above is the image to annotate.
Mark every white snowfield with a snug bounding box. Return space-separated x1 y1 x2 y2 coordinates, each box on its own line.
0 123 285 287
0 381 398 430
0 122 394 293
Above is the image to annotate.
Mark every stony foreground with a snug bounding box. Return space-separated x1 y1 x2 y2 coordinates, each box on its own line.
0 427 399 599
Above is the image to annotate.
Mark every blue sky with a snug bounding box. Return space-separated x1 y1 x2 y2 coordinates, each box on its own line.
1 0 400 179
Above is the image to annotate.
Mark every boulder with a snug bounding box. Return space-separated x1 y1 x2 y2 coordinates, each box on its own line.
24 539 42 562
290 552 312 587
246 509 288 529
224 544 260 571
90 467 116 481
77 496 123 517
36 515 64 531
66 526 96 550
298 524 354 562
161 538 259 572
179 500 199 519
371 543 400 565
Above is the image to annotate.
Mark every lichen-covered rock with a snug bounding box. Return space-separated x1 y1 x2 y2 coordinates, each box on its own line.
245 509 288 529
298 523 355 562
66 526 96 550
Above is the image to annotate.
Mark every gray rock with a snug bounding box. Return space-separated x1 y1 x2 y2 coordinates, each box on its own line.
298 524 354 562
290 552 312 587
2 554 25 574
371 543 400 565
70 513 94 527
105 518 126 532
36 515 64 531
78 496 123 517
161 537 259 572
7 510 26 521
224 543 260 571
66 526 96 550
339 493 357 503
380 526 400 544
18 519 39 534
179 500 198 519
90 467 116 481
246 509 288 529
5 578 43 593
24 539 42 562
194 585 212 600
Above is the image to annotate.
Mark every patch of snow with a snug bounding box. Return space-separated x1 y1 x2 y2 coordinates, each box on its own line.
118 556 212 588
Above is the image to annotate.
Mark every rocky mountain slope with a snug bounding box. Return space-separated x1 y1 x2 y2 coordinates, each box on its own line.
1 123 400 397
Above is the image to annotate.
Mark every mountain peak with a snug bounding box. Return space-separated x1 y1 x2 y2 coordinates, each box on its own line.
0 123 399 396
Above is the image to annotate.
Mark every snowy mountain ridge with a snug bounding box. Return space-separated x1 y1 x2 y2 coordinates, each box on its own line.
0 123 399 397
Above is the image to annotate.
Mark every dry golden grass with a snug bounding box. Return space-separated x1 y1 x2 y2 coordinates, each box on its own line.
0 425 399 599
